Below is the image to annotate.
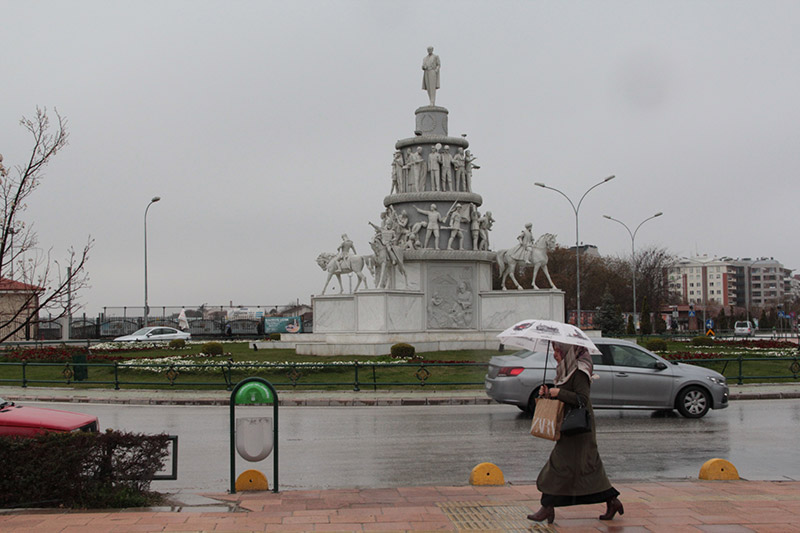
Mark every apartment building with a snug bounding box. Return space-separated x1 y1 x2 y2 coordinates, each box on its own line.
667 255 794 310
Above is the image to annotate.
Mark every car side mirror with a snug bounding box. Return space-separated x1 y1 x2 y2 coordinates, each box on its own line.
654 362 668 371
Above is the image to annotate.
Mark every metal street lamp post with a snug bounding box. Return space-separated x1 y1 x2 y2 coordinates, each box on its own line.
603 212 663 333
535 175 615 328
144 196 161 327
743 259 760 325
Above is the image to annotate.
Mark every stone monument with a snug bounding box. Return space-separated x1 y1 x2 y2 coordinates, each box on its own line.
258 48 564 355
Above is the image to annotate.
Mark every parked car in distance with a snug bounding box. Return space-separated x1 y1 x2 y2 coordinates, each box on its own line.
114 326 191 342
734 321 754 337
0 397 99 437
485 337 729 418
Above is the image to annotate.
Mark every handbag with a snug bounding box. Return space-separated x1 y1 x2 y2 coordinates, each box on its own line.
530 397 564 441
560 396 592 436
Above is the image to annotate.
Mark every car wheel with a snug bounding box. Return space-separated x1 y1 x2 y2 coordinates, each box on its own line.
514 392 538 414
676 386 711 418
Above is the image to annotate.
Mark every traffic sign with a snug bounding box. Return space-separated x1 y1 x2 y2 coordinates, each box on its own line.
689 310 696 317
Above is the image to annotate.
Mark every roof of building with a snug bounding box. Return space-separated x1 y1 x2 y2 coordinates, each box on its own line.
0 277 44 292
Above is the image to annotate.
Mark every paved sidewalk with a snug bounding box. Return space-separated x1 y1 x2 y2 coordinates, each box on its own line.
2 480 800 532
3 382 800 406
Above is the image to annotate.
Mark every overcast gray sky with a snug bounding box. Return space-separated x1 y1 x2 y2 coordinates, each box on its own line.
3 1 799 316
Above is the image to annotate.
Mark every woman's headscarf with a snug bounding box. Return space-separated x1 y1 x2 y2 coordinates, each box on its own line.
552 341 594 386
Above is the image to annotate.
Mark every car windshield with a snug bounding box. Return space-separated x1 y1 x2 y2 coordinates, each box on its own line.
129 328 153 336
735 322 749 328
510 349 533 358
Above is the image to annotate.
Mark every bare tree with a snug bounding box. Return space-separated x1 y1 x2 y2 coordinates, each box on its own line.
635 246 676 312
0 108 93 342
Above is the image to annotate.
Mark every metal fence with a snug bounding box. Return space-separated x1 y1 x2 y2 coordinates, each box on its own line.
30 306 314 341
34 317 267 340
1 355 800 392
0 360 488 391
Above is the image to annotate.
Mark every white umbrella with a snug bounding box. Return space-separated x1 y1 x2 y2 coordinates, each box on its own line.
497 318 600 355
178 308 189 331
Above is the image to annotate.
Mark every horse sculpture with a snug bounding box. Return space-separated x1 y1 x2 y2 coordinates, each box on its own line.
316 252 373 295
495 233 558 290
369 239 408 289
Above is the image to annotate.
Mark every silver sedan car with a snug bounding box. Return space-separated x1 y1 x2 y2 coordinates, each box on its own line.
485 337 729 418
114 326 191 342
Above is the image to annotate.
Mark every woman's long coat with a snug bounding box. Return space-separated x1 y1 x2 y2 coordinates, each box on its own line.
536 370 613 496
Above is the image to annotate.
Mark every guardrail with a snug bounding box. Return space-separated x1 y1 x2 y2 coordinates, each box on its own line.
685 355 800 385
0 360 489 391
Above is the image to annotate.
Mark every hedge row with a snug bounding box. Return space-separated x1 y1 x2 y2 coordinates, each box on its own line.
0 430 170 509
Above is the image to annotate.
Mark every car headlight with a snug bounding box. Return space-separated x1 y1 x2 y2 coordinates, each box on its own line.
707 376 726 386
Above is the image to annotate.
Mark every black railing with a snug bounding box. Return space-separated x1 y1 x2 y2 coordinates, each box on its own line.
0 360 489 391
3 356 800 392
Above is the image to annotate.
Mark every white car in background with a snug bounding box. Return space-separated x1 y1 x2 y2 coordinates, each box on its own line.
114 326 191 342
734 321 754 337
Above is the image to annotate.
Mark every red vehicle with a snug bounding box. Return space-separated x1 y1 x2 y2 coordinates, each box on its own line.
0 397 99 437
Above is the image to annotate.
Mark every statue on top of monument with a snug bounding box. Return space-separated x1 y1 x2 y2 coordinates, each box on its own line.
422 46 440 106
452 147 466 191
403 147 425 192
445 202 470 250
414 203 445 250
478 210 495 251
390 150 404 194
427 143 442 192
440 145 454 191
335 233 357 273
508 223 534 263
464 150 479 192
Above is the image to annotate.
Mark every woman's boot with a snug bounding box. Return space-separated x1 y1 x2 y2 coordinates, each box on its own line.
599 497 624 520
527 505 555 523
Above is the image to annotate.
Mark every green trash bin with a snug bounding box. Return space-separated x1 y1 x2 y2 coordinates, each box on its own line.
72 353 88 381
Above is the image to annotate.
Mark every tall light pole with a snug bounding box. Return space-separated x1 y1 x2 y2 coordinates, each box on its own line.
144 196 161 327
603 212 663 333
743 258 760 325
535 175 615 328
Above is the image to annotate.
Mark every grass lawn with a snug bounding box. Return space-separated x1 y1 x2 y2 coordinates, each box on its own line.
0 343 497 391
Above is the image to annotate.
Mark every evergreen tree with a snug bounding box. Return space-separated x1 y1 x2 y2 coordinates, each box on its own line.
595 286 626 335
626 315 635 335
716 307 728 331
640 296 653 334
759 308 769 329
654 312 667 334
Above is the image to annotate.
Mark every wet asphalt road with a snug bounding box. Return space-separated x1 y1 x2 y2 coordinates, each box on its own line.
36 399 800 493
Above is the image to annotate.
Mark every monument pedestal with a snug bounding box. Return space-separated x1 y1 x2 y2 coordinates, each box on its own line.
256 283 564 356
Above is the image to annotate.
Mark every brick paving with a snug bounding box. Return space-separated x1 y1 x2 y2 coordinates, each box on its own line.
2 481 800 532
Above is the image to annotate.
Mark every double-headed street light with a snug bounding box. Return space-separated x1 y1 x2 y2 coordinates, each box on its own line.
535 175 615 328
144 196 161 327
603 212 663 333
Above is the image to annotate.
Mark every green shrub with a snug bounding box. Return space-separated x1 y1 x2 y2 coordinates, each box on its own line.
390 343 415 359
690 336 714 347
201 341 224 355
168 339 186 349
269 333 281 341
642 338 668 352
0 430 170 508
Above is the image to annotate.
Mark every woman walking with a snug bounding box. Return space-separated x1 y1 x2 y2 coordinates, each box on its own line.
528 341 624 524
